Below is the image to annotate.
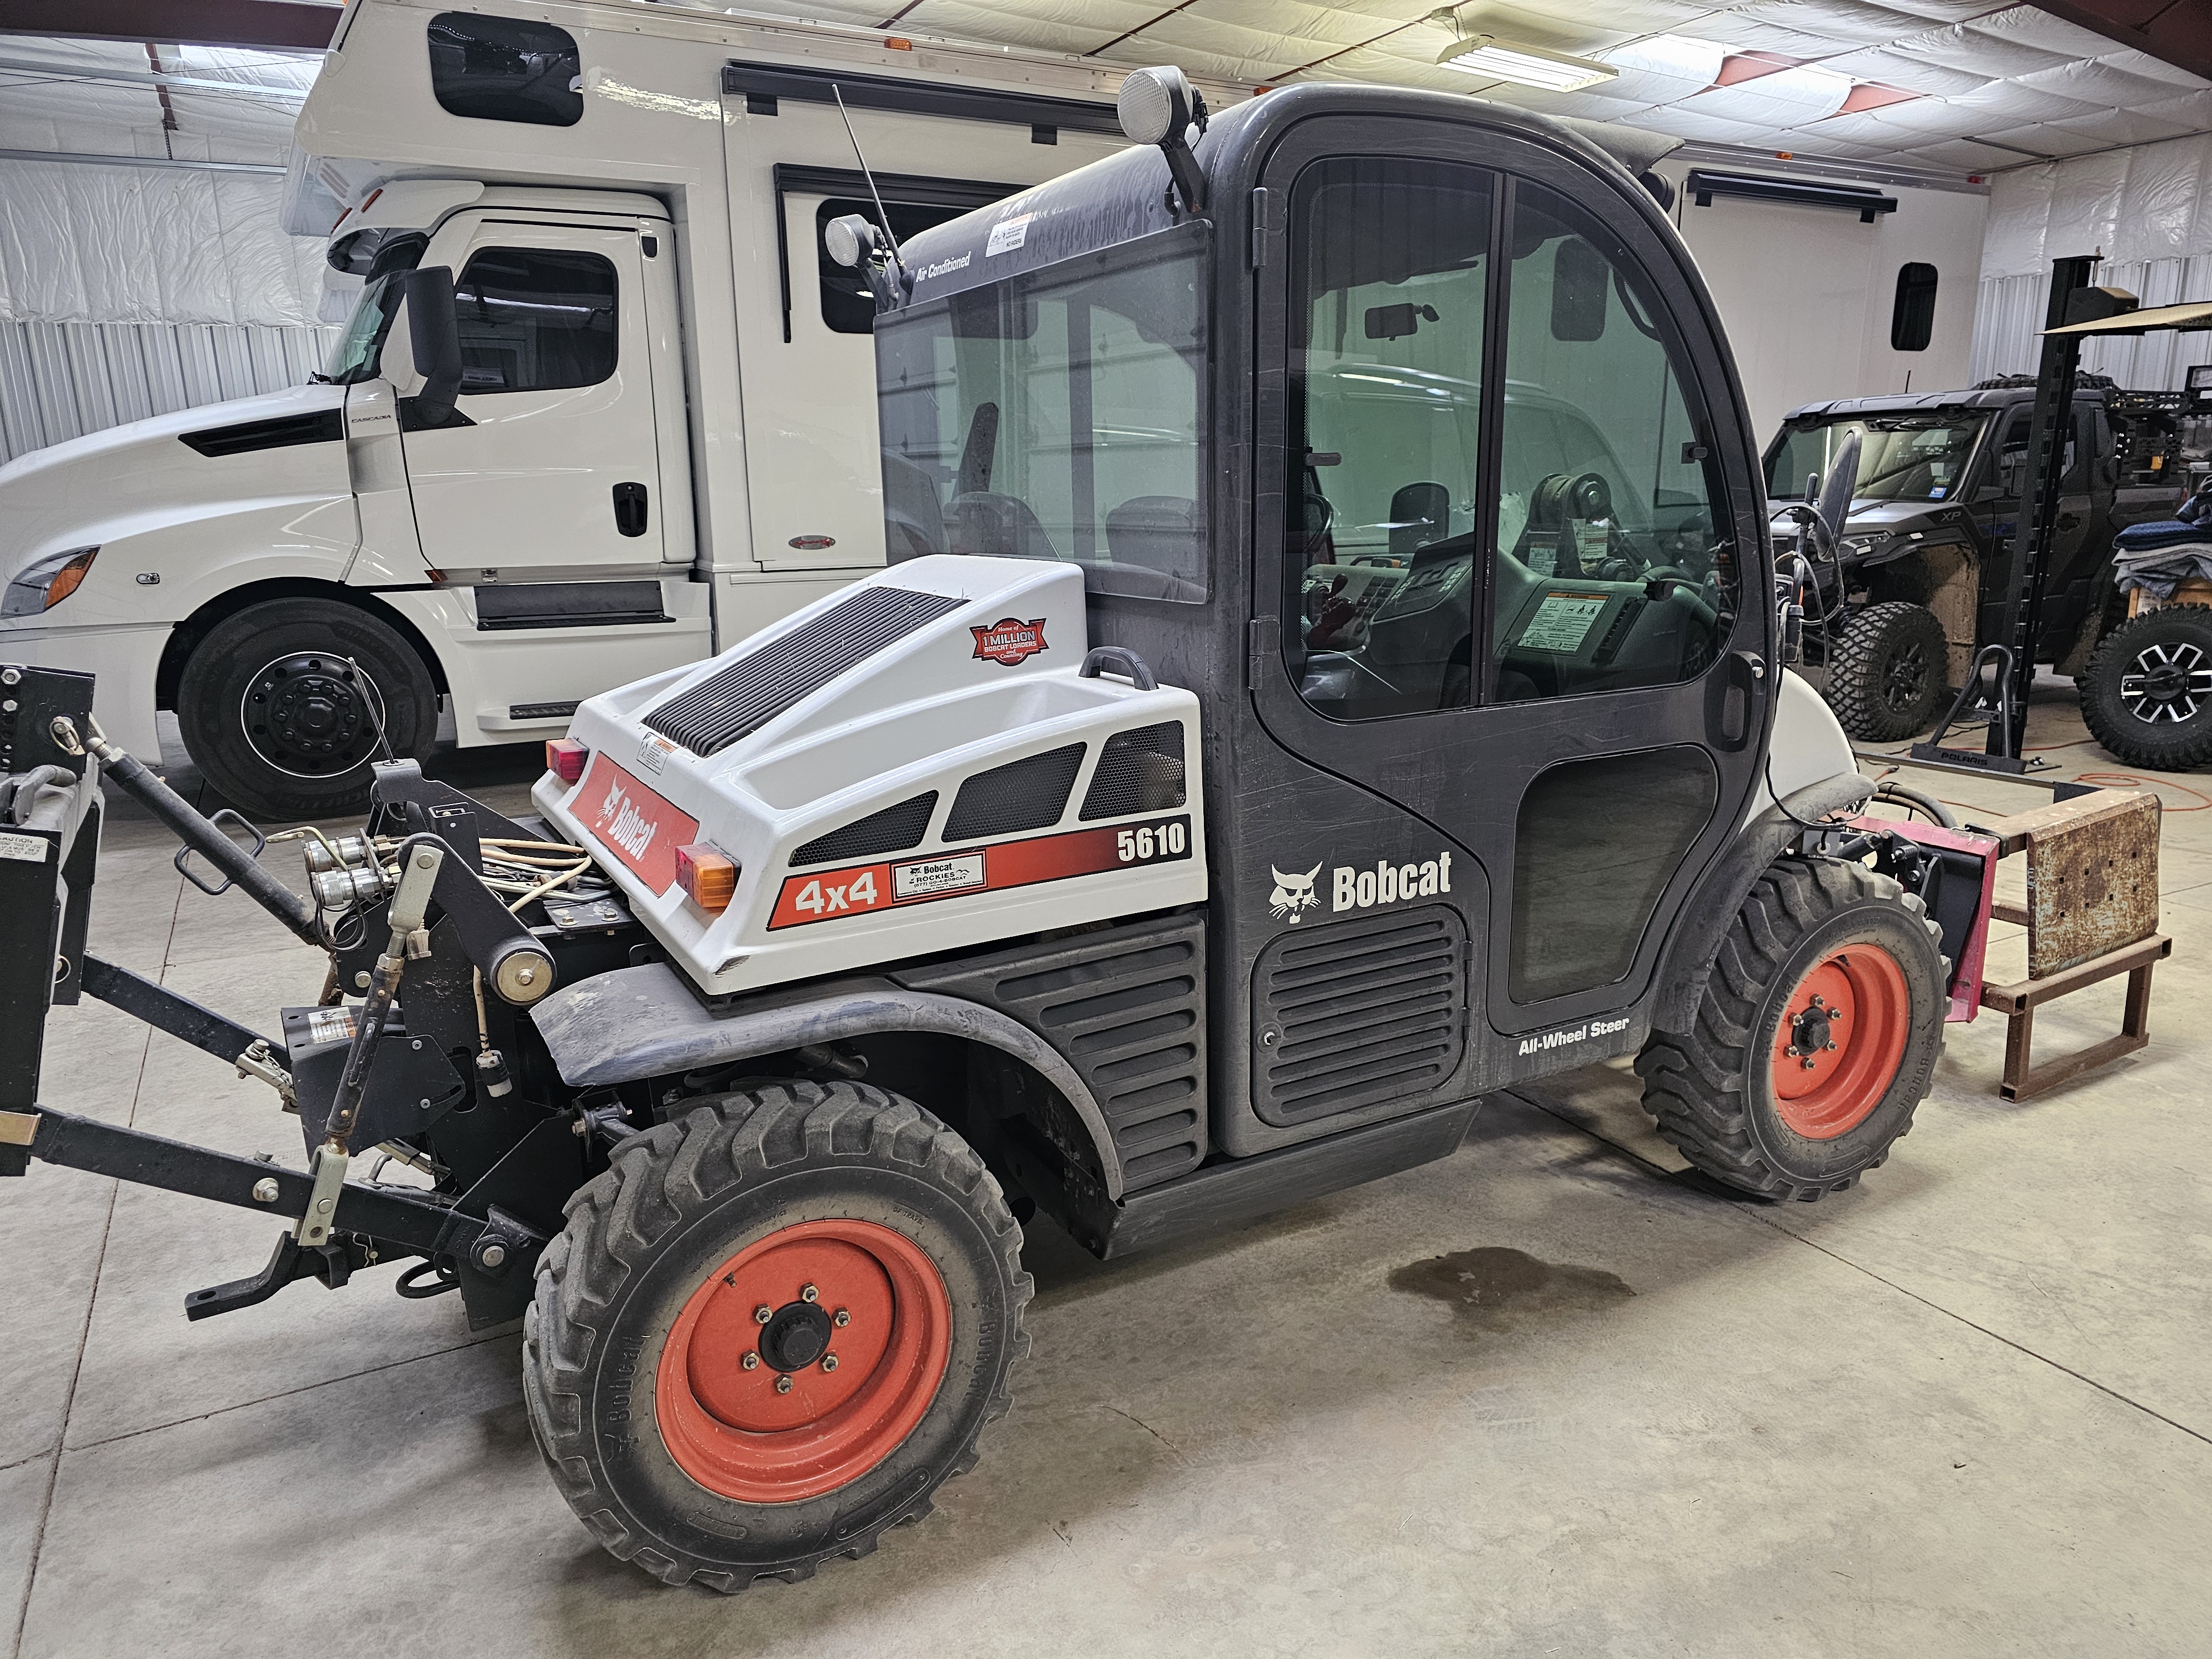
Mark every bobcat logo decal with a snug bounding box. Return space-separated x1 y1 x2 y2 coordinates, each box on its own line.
1269 862 1323 922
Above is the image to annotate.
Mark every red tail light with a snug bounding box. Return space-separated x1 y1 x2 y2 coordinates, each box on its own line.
546 738 589 783
675 843 738 913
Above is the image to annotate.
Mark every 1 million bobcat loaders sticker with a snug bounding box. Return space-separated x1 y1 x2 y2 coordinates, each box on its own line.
770 813 1190 928
970 617 1048 666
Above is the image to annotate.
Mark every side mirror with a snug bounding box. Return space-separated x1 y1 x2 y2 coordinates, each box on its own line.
401 265 463 425
1117 66 1208 217
1550 238 1609 342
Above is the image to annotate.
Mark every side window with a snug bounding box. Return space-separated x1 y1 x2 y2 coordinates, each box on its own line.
1282 156 1494 720
427 13 582 127
1490 181 1732 705
452 248 618 393
1891 262 1938 352
815 197 974 335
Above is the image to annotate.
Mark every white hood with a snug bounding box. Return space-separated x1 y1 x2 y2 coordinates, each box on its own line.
0 382 352 581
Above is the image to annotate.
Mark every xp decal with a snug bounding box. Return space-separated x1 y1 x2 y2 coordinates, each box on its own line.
769 813 1191 928
971 618 1049 666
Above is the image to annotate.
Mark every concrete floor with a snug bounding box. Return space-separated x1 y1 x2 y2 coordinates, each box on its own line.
6 684 2210 1658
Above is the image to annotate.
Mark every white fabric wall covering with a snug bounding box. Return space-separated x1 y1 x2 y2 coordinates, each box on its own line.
1972 135 2212 389
0 319 337 465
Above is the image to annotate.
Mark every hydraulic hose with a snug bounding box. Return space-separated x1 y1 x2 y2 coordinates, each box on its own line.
1871 780 1959 830
79 727 324 946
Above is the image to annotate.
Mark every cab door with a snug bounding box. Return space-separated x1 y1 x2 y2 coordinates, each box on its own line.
401 218 667 572
1249 121 1772 1045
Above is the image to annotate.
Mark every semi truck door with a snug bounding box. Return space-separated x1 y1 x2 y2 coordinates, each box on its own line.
1251 126 1771 1041
401 222 665 571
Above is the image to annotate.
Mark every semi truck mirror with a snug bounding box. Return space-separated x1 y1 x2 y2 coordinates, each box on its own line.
401 265 464 426
1550 238 1609 342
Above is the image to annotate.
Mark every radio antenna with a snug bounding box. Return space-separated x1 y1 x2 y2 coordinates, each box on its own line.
832 85 906 280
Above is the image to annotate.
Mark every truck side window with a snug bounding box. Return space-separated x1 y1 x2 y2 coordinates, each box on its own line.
427 13 583 127
1489 181 1731 705
451 248 618 393
1281 155 1494 719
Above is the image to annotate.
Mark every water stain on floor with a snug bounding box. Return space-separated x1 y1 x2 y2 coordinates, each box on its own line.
1388 1246 1634 1331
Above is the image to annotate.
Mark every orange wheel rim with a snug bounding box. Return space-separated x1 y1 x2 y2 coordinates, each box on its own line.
1769 944 1911 1140
655 1219 951 1504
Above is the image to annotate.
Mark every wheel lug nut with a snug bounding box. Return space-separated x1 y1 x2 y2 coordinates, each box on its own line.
1786 1045 1801 1057
833 1308 850 1327
775 1375 793 1394
1802 1057 1817 1070
741 1352 759 1370
1825 1040 1838 1051
801 1284 818 1303
822 1353 838 1373
754 1305 773 1324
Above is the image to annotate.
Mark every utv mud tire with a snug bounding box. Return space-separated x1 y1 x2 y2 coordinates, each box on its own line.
175 597 437 821
1825 601 1950 742
1635 858 1945 1202
521 1080 1031 1592
2078 604 2212 772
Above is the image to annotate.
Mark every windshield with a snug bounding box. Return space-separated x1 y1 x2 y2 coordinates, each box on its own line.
324 272 406 385
1767 413 1990 505
873 224 1208 602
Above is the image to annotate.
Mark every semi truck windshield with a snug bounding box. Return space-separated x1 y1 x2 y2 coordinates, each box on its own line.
874 225 1209 602
1767 414 1988 504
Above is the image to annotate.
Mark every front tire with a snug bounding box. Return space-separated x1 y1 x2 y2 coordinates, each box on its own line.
1636 858 1945 1202
174 597 437 821
2078 604 2212 771
1825 601 1949 742
522 1079 1030 1593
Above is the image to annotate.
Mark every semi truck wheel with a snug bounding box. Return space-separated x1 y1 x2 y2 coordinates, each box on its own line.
175 597 436 821
1635 857 1945 1202
2078 604 2212 771
522 1079 1030 1593
1825 601 1949 741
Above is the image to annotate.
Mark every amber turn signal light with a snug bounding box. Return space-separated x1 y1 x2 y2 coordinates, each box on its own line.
545 738 589 783
676 843 738 913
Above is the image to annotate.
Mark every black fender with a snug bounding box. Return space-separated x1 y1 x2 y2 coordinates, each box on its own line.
1649 771 1875 1035
530 963 1128 1200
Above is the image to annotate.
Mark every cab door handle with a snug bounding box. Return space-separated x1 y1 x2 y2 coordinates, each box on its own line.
612 482 649 538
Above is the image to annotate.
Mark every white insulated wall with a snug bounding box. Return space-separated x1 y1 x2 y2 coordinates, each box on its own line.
1973 135 2212 390
1655 160 1987 444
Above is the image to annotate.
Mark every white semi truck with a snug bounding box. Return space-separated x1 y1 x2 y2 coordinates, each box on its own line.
0 0 1236 818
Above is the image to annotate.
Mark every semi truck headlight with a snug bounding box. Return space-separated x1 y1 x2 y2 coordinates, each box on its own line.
3 546 99 617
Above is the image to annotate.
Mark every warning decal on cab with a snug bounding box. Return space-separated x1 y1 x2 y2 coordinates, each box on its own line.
769 814 1191 929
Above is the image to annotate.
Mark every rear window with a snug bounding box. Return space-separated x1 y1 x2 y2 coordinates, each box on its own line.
427 13 582 127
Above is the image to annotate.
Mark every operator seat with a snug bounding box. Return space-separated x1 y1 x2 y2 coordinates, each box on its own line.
946 492 1062 562
1105 495 1202 580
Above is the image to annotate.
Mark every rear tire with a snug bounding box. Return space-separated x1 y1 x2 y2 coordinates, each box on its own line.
1825 601 1949 742
174 597 436 821
1636 857 1945 1202
522 1079 1030 1592
2078 604 2212 771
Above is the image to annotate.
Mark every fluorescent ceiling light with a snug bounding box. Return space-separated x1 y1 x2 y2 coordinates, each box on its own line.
1436 35 1618 93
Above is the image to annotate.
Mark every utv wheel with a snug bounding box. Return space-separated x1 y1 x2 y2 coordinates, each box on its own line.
521 1079 1030 1592
175 597 436 821
2078 604 2212 771
1825 601 1950 741
1635 857 1945 1202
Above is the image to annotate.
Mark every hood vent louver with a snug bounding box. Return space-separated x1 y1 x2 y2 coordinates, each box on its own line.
643 586 964 756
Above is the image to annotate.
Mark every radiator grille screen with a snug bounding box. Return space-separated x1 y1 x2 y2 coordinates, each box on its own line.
791 792 938 868
1253 906 1467 1127
1078 722 1186 821
643 586 963 755
943 743 1085 842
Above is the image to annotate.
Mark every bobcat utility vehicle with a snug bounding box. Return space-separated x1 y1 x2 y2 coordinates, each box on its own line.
1 70 1960 1594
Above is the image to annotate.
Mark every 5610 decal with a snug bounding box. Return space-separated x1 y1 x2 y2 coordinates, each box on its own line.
769 813 1192 930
